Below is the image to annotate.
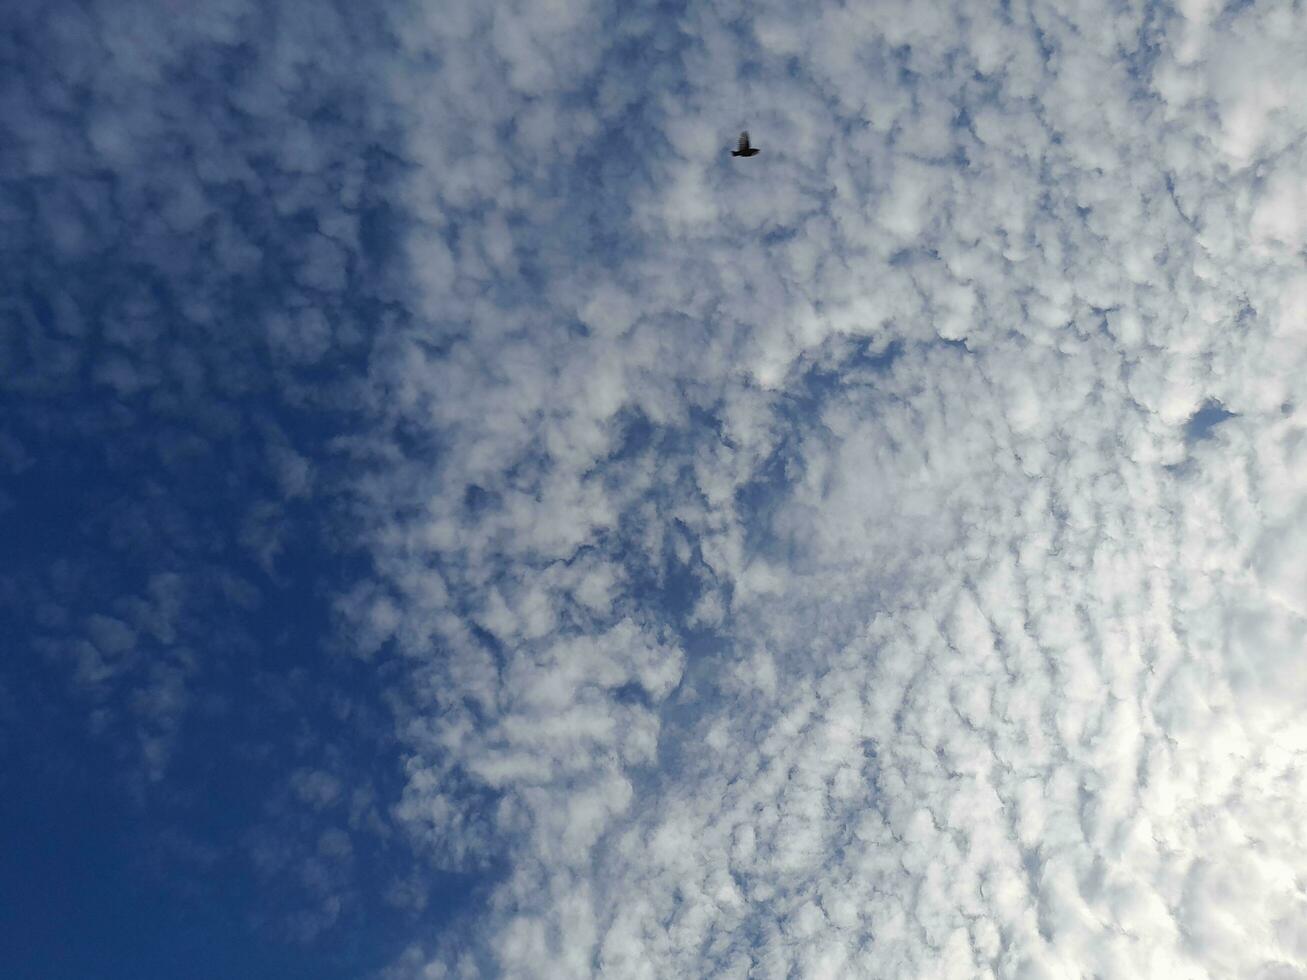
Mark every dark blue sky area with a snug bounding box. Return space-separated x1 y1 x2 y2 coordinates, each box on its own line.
0 2 484 973
0 422 477 978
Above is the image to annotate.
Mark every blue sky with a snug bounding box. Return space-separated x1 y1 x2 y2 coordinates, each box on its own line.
5 0 1307 977
1 1 467 973
0 206 457 976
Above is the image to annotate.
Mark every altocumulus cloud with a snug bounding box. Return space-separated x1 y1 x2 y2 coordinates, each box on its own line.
7 0 1307 977
355 0 1307 976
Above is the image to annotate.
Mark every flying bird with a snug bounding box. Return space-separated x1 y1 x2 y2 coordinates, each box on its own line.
731 131 760 157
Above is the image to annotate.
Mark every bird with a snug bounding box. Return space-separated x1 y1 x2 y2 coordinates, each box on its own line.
731 131 760 157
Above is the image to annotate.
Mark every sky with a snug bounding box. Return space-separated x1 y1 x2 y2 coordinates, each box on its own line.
2 0 1306 977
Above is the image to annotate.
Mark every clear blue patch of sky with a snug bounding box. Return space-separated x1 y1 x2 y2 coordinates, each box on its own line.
1183 398 1235 443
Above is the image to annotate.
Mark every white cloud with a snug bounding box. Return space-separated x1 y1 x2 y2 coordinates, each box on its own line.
345 0 1307 975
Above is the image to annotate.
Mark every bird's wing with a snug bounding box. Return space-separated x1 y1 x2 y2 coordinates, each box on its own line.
738 131 750 152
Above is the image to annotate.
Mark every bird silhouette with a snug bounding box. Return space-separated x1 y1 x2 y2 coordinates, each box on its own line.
731 131 760 157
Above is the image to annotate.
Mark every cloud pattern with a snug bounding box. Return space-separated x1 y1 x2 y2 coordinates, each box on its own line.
354 0 1307 976
6 0 1307 977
